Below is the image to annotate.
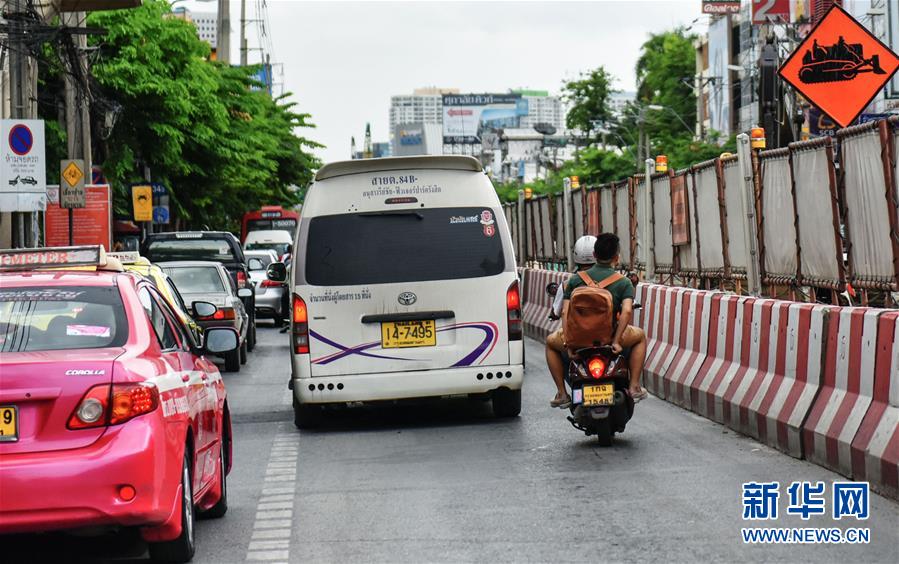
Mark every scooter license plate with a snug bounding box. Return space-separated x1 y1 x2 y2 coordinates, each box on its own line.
583 384 614 407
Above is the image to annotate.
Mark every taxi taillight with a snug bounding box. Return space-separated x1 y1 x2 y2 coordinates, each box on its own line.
68 383 159 430
292 294 309 354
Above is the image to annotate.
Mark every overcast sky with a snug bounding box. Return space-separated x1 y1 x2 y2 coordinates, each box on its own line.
183 0 705 164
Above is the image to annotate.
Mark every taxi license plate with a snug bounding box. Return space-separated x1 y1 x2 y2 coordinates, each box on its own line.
0 405 18 442
583 384 614 407
381 320 436 349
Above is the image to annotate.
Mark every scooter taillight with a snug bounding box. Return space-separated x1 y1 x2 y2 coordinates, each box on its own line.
587 357 607 379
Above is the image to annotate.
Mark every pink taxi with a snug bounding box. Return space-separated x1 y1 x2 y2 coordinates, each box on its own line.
0 246 238 563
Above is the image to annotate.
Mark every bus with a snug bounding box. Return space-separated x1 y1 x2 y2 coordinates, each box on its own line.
241 205 300 243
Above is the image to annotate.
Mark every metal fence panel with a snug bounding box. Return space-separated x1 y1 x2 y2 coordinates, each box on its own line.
586 189 600 235
552 194 564 263
540 197 555 262
677 171 699 274
790 139 843 288
721 158 747 277
694 161 725 275
572 188 585 241
634 176 647 270
615 181 632 268
840 122 899 290
600 185 615 234
759 150 798 284
651 174 674 272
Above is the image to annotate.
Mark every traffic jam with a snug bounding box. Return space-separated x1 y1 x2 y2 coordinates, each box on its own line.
0 157 533 562
0 207 297 561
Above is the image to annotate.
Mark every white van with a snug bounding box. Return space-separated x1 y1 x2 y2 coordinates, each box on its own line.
244 229 293 258
287 155 523 427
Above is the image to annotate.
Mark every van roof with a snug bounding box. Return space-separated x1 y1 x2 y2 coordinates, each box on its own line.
315 155 483 181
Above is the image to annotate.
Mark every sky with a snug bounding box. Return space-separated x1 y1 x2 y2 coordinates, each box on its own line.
183 0 705 164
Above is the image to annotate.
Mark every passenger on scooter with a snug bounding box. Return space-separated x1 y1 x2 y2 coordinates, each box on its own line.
548 233 648 407
546 236 595 408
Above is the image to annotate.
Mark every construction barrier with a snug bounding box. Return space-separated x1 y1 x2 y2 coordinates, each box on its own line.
849 311 899 498
803 308 881 479
519 267 898 499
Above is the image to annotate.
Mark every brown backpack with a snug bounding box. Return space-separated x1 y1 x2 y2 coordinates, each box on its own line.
563 271 624 350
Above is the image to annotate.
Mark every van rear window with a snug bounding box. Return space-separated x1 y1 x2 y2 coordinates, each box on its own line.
305 207 505 285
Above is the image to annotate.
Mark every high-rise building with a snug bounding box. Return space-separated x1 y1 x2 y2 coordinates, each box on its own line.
608 91 636 119
388 87 459 136
171 8 217 49
513 90 565 132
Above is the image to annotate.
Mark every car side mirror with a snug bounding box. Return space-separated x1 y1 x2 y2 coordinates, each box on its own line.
267 262 287 283
204 327 239 354
192 301 217 318
237 287 253 298
545 282 559 297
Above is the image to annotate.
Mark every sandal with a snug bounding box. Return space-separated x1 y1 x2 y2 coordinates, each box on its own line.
629 387 648 403
550 393 572 409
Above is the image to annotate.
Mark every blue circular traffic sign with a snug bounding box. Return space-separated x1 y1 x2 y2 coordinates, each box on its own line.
8 124 33 156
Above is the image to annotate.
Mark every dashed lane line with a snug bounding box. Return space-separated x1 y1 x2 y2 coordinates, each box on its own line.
246 433 298 563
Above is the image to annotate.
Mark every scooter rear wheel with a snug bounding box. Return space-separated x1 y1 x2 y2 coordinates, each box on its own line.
595 420 613 447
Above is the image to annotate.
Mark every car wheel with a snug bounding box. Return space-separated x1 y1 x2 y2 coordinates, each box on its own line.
225 349 240 373
293 397 320 429
247 320 257 352
239 340 248 365
204 432 229 519
148 453 196 563
491 388 521 418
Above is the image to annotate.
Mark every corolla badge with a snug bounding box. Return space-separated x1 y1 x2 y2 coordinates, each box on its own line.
398 292 417 306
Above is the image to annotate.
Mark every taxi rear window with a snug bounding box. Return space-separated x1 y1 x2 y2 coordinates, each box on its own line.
0 286 128 352
305 207 505 285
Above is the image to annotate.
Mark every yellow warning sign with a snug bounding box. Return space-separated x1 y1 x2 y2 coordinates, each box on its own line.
132 185 153 222
62 161 83 187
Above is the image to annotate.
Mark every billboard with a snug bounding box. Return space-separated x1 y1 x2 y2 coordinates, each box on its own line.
442 93 528 144
702 0 740 14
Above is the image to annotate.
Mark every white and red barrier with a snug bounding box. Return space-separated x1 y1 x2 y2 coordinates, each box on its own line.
640 285 687 399
521 269 568 341
803 308 881 479
849 311 899 498
689 294 754 424
664 290 713 409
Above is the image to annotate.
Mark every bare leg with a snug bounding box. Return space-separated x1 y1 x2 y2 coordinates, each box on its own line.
628 336 646 393
545 343 567 398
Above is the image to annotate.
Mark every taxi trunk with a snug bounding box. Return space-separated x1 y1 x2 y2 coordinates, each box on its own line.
0 350 119 453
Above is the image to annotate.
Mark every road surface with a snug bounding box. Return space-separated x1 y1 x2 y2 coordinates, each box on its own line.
6 325 899 562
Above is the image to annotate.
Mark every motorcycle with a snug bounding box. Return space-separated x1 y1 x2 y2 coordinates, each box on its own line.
546 281 638 446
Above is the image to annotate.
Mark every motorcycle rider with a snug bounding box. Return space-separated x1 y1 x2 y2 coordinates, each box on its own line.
546 236 596 408
548 233 648 407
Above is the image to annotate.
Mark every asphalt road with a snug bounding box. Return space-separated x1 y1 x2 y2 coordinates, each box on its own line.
5 325 899 563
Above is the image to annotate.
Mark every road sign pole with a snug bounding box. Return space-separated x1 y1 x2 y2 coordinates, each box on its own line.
643 159 656 282
736 133 762 295
68 209 74 246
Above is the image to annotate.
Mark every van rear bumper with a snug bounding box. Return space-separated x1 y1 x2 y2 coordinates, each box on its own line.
293 365 523 404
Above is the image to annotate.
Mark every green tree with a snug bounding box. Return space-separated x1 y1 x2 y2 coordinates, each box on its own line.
40 0 321 230
562 67 616 136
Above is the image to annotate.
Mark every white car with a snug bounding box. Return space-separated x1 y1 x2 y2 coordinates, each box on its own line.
244 230 292 260
281 155 523 427
245 249 285 325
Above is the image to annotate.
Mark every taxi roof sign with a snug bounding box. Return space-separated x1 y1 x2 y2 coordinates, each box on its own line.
106 251 147 265
778 4 899 129
0 245 106 271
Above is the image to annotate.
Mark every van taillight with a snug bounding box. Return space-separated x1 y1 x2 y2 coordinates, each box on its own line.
68 383 159 430
292 294 310 354
507 280 522 341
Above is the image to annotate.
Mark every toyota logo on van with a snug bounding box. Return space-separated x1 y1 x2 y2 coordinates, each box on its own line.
398 292 417 306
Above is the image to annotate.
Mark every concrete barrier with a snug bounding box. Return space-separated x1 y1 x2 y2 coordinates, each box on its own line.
641 285 687 399
849 311 899 499
803 308 881 479
522 269 568 341
664 290 713 409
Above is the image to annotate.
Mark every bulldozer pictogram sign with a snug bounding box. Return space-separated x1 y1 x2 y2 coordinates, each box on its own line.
779 4 899 128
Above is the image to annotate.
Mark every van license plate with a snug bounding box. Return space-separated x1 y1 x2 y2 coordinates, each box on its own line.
0 405 18 442
381 320 436 349
583 384 614 407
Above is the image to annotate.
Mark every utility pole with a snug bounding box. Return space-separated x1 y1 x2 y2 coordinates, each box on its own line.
8 0 37 247
217 0 231 64
239 0 247 66
62 11 92 246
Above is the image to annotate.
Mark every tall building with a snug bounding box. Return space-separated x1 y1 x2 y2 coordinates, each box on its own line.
388 87 459 136
171 8 217 49
608 91 636 119
514 90 565 132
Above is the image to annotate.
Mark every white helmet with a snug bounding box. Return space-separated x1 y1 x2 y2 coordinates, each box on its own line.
573 235 596 265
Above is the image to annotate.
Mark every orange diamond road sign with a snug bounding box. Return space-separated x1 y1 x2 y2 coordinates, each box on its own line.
62 161 83 187
778 4 899 128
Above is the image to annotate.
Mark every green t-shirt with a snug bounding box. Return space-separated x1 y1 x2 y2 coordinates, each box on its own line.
563 264 635 314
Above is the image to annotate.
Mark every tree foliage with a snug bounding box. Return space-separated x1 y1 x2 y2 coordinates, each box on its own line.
562 67 616 134
40 0 321 230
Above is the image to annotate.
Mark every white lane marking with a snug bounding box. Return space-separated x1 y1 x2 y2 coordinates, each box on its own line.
247 432 298 563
